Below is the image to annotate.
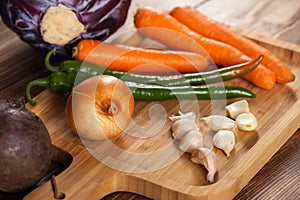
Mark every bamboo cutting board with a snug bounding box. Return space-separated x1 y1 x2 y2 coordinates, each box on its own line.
23 30 300 200
22 2 300 199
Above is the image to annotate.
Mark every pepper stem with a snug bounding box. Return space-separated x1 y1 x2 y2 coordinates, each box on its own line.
45 49 61 72
26 77 51 106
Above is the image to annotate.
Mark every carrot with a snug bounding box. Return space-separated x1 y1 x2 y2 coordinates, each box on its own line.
134 7 276 89
134 7 249 66
170 5 295 84
243 65 275 89
74 39 209 74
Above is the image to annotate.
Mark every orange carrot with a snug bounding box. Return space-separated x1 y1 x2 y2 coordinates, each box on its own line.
243 65 275 89
134 7 276 89
170 5 295 84
134 7 249 66
74 39 209 74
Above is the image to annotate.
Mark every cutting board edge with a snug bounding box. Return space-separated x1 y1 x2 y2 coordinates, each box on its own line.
231 26 300 64
23 92 300 200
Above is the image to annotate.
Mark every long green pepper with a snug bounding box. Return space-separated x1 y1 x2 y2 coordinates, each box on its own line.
26 50 261 105
44 50 263 86
127 83 256 101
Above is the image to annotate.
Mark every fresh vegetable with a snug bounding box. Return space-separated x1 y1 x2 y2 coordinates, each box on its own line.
178 129 203 154
169 111 216 183
191 147 217 183
0 98 52 193
212 129 235 157
225 99 258 131
26 70 78 104
225 99 250 119
201 115 237 132
25 67 257 104
242 66 275 89
0 0 132 56
65 75 134 140
235 113 258 131
45 49 263 86
133 7 276 89
127 83 256 101
134 7 248 66
73 39 209 73
169 112 199 140
169 112 203 154
26 68 256 105
26 50 258 105
170 5 295 84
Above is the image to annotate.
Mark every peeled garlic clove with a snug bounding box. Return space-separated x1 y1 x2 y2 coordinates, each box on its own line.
178 130 203 153
236 112 258 131
201 115 236 132
191 147 217 183
213 130 235 157
225 100 250 119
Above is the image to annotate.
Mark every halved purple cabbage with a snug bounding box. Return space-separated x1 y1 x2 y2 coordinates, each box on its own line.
0 0 132 56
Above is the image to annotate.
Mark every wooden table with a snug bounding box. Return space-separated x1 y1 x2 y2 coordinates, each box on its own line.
1 1 299 199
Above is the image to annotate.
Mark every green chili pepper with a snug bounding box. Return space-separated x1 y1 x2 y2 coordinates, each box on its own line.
26 50 259 105
127 83 256 101
26 70 256 106
45 50 263 86
26 70 77 105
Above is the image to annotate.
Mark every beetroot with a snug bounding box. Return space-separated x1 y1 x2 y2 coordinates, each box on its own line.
0 99 52 193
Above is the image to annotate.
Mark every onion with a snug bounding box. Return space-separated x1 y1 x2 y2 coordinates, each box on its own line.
65 75 134 140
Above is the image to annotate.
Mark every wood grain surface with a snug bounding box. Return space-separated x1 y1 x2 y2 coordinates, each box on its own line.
0 0 300 199
21 37 300 199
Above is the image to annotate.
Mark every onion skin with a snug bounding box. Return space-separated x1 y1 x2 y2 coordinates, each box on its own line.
0 0 132 56
65 75 134 140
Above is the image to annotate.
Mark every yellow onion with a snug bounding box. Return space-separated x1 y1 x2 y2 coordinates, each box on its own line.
65 75 134 140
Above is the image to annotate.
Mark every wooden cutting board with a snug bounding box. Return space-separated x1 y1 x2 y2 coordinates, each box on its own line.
22 27 300 200
19 1 300 198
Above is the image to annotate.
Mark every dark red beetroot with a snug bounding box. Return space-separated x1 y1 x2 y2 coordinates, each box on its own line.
0 99 52 193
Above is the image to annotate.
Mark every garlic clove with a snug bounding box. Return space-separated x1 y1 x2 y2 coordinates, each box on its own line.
212 130 235 157
225 100 250 119
191 147 210 164
171 119 199 140
236 112 258 131
201 115 236 132
170 111 199 140
178 130 203 153
191 147 217 183
169 111 196 121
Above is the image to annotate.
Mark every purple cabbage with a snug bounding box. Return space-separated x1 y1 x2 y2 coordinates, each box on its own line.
0 0 132 56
